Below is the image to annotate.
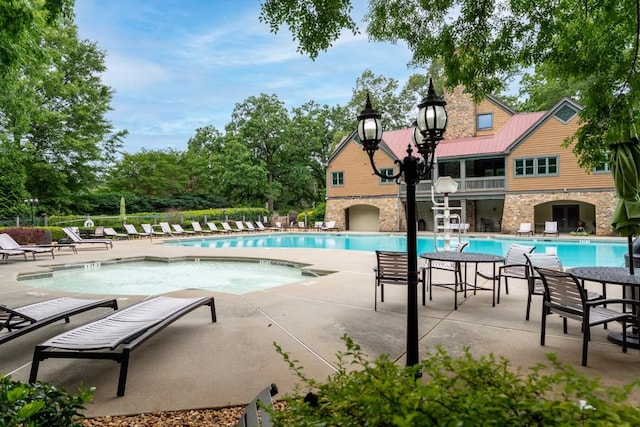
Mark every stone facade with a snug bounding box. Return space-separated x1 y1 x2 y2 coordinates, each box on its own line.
501 191 618 236
442 86 476 140
325 197 406 232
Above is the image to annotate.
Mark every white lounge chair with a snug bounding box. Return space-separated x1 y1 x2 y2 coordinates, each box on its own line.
141 224 166 238
542 221 559 237
62 228 113 249
124 224 150 239
0 249 28 262
321 220 338 231
159 222 180 235
171 224 196 235
0 234 55 259
104 227 129 240
516 223 533 236
207 222 226 233
244 222 260 233
191 222 212 234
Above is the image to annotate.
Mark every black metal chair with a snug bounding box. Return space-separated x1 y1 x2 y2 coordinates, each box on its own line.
536 267 640 366
421 241 469 306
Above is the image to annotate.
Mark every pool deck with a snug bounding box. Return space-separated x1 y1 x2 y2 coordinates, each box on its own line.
1 232 639 417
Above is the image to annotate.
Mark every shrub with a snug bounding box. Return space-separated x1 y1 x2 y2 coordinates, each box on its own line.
0 375 93 426
269 335 640 426
1 227 45 245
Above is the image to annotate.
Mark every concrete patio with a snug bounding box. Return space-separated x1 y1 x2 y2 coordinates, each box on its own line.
1 233 639 417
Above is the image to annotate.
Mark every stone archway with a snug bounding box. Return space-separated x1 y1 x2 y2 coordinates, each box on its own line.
325 197 405 231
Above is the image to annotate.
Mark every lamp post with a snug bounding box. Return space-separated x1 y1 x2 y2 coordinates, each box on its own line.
357 78 447 366
24 198 39 227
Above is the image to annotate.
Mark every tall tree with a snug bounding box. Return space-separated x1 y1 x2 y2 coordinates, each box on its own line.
260 0 640 168
0 18 125 215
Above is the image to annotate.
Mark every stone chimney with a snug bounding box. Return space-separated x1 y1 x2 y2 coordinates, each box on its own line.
443 86 476 139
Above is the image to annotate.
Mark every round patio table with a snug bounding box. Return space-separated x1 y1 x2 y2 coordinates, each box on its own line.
567 266 640 348
420 252 504 309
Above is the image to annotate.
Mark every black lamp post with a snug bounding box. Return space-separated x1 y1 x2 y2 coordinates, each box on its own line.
24 198 39 227
357 78 447 366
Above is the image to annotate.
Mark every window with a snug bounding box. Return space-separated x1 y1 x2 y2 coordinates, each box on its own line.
555 105 578 123
594 162 610 173
514 157 558 176
477 113 493 130
438 161 461 178
379 167 395 184
331 171 344 186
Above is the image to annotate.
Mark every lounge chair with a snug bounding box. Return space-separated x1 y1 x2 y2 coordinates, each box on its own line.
542 221 559 237
191 222 212 234
29 296 217 396
222 222 240 233
235 221 249 232
516 223 533 236
104 227 129 240
237 383 278 427
62 228 113 249
0 233 55 259
244 222 260 233
141 223 166 238
1 297 118 345
124 224 151 239
314 221 324 230
91 226 106 238
171 224 196 235
321 220 338 231
255 221 275 232
159 222 180 235
207 222 226 233
0 249 28 262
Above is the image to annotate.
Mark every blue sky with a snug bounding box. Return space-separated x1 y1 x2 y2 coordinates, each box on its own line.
73 1 417 154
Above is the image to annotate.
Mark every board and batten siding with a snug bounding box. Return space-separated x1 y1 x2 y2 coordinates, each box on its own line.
326 139 398 198
507 115 613 191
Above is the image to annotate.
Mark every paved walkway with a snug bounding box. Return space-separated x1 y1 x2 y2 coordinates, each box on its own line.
1 233 639 417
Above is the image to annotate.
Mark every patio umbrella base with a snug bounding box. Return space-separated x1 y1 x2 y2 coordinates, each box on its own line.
607 331 640 349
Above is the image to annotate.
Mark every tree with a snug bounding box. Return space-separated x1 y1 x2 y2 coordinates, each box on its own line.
0 17 125 214
260 0 640 168
347 70 406 130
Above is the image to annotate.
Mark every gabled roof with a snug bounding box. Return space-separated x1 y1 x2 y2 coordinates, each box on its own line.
380 111 546 160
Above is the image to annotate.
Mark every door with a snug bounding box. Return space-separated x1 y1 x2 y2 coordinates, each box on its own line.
552 205 579 232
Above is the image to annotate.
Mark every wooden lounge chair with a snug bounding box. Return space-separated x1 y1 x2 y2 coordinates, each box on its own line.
1 297 118 345
62 227 113 249
0 233 55 259
29 296 217 396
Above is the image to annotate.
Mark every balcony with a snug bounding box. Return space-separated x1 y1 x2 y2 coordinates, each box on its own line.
399 176 506 200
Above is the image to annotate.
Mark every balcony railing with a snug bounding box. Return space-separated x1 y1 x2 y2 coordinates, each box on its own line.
399 176 506 199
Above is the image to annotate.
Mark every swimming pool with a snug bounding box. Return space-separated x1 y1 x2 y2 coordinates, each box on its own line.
168 233 628 268
20 258 310 295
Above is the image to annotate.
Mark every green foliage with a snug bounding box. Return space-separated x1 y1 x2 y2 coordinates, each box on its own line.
1 227 45 245
270 335 640 426
0 375 93 427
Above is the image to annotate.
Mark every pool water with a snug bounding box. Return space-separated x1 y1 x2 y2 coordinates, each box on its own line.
21 259 306 295
169 233 628 268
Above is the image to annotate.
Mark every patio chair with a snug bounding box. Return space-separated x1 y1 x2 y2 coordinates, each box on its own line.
421 241 469 308
29 296 217 396
542 221 559 237
222 221 241 233
535 267 640 366
104 227 129 240
0 233 55 259
62 227 113 249
255 221 275 232
1 297 118 345
244 222 260 233
171 224 196 235
191 222 212 234
477 243 535 303
375 251 417 311
516 223 533 236
91 226 106 238
124 224 151 239
141 223 167 237
236 383 278 427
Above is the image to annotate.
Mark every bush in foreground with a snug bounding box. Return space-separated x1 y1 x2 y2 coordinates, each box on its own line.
0 375 93 426
270 335 640 426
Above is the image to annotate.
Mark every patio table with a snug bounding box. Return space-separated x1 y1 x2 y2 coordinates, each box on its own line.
420 252 504 309
567 266 640 348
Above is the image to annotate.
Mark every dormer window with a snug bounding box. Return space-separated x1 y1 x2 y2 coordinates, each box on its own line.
555 105 578 123
477 113 493 130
